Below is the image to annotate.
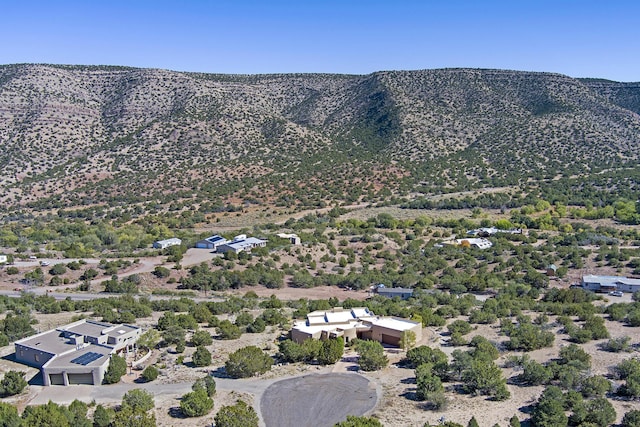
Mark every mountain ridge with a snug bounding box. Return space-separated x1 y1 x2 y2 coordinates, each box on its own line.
1 64 638 216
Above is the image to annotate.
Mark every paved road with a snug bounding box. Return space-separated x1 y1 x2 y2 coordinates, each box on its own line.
260 373 379 427
0 289 224 303
27 369 377 427
28 375 273 406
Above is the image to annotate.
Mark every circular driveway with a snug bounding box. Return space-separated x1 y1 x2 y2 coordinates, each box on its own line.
260 373 378 427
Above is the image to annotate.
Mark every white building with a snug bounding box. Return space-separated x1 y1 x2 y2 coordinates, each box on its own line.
277 233 301 245
581 275 640 293
217 235 267 254
291 307 422 347
0 255 7 264
453 238 493 249
467 227 522 237
152 238 182 249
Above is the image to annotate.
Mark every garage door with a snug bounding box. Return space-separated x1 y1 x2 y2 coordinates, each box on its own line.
68 373 94 385
381 334 400 346
49 373 64 385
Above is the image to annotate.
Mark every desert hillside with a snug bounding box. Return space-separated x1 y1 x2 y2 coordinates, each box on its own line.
1 65 639 215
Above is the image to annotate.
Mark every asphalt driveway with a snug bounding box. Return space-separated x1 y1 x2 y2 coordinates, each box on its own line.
260 373 379 427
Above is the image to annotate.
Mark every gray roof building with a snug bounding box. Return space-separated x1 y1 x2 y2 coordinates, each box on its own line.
581 274 640 293
195 234 228 250
217 236 267 254
375 287 415 300
14 319 141 386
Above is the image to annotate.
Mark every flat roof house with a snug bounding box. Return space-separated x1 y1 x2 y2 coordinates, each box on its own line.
375 286 414 300
276 233 301 245
467 227 522 237
14 319 141 386
291 307 422 347
453 238 493 249
581 275 640 293
217 235 267 254
195 235 228 250
152 238 182 249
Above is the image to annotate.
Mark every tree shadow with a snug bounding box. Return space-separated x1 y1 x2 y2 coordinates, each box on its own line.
168 406 186 419
210 366 231 378
400 390 419 401
417 401 446 411
518 402 536 415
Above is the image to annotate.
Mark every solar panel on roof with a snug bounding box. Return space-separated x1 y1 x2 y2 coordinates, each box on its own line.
70 352 103 366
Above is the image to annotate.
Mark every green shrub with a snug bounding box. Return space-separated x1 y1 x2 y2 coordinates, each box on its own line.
192 375 216 397
225 346 273 378
214 400 258 427
192 346 212 367
141 365 159 382
121 388 154 412
355 340 388 371
103 355 126 384
0 370 27 397
191 330 213 347
180 389 213 417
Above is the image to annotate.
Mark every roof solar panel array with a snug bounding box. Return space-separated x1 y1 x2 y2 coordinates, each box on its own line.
70 352 104 365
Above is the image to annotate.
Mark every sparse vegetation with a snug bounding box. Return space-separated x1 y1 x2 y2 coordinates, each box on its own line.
0 65 639 427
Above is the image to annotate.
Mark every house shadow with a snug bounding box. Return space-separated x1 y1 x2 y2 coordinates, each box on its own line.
28 372 44 386
1 353 17 363
2 353 43 386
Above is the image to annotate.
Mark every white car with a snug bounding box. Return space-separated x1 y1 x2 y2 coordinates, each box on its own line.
609 291 623 297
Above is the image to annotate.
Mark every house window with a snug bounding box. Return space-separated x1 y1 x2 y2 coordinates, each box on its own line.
20 350 24 357
34 354 39 363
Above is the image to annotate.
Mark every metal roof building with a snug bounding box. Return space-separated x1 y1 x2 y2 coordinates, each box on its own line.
581 275 640 293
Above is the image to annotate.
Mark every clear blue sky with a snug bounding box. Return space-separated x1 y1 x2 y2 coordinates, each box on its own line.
2 0 639 81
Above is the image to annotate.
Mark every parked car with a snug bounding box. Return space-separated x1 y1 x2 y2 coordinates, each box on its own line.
609 291 623 297
39 261 50 266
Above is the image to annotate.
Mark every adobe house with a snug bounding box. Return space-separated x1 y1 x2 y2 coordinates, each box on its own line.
291 307 422 347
